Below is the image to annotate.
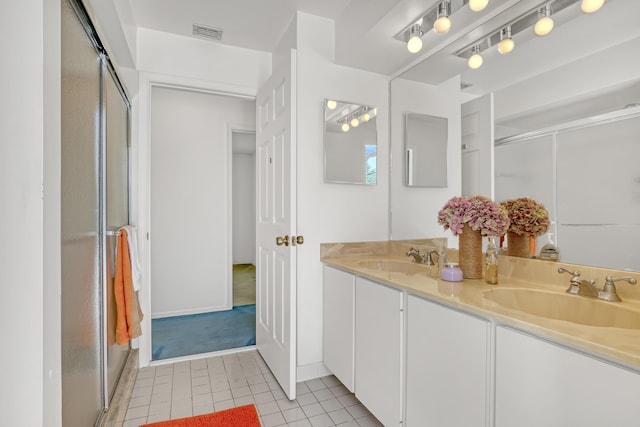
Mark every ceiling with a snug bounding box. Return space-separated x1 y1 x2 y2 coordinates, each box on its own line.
119 0 639 130
125 0 638 82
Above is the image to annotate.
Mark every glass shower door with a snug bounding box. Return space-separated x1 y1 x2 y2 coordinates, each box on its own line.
61 0 103 424
103 63 131 404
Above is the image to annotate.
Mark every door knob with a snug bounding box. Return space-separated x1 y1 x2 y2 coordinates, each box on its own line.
276 235 290 246
292 235 304 246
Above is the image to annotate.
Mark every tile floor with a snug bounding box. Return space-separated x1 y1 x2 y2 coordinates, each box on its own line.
115 350 383 427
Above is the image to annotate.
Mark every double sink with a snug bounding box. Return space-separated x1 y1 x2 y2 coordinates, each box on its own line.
355 258 640 331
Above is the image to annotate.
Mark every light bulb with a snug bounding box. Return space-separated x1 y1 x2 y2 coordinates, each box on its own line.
350 117 360 128
534 16 554 36
468 53 483 69
433 16 451 34
498 38 514 54
581 0 605 13
341 123 350 132
407 35 423 53
468 0 489 11
362 113 371 122
326 100 337 110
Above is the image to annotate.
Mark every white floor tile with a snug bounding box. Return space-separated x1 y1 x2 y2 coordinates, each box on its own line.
115 351 379 427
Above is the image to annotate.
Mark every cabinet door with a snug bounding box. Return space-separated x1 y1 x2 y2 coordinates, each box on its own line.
355 277 403 427
322 266 355 391
495 326 640 427
406 295 489 427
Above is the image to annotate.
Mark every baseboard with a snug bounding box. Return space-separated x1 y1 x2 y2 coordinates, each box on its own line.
151 304 232 319
149 346 257 367
297 361 332 382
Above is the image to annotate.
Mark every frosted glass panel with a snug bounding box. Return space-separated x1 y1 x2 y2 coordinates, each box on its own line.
104 67 130 402
61 0 103 424
557 116 640 224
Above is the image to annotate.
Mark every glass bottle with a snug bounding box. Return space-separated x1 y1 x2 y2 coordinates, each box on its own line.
484 237 499 284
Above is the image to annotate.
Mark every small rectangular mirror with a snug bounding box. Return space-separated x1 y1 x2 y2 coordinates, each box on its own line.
405 113 448 187
324 99 377 185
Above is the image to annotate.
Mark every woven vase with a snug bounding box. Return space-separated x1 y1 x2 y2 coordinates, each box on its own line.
458 224 483 279
507 231 530 258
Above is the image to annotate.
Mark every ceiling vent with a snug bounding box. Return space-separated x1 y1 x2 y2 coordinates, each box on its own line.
460 82 473 90
192 24 223 41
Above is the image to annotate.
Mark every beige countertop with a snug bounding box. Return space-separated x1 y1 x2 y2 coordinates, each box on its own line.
321 240 640 370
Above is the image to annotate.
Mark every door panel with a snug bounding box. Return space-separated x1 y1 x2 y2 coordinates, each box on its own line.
462 93 494 198
256 49 297 399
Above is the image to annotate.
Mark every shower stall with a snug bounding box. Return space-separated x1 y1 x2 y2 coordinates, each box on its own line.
61 0 132 425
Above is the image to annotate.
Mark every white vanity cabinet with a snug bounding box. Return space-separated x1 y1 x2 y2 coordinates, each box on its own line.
495 326 640 427
355 276 403 427
322 265 355 392
405 294 490 427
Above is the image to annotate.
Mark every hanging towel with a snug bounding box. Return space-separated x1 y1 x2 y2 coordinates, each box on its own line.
120 225 142 291
115 227 144 345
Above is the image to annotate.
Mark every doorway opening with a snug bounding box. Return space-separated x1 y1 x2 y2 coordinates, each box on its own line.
149 85 257 361
232 129 257 308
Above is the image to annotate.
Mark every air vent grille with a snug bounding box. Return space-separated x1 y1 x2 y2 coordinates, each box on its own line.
192 24 223 41
460 82 473 90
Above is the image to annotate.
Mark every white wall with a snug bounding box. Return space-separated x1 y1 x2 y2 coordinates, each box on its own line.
294 13 391 371
1 2 61 426
494 38 640 124
232 132 256 265
150 87 255 317
137 28 271 89
390 77 462 247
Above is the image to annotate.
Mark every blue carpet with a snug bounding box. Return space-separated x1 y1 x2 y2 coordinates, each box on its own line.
152 304 256 361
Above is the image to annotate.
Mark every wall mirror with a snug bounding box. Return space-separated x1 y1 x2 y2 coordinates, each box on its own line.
405 113 448 187
389 0 640 272
324 99 377 185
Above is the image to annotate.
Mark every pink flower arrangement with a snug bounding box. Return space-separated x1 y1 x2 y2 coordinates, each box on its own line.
437 195 510 237
501 197 550 237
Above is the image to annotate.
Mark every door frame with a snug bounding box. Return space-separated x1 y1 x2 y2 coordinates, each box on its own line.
137 72 257 365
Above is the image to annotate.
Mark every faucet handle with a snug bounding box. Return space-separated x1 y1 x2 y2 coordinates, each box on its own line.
600 276 637 302
605 276 638 286
558 268 583 295
558 267 581 278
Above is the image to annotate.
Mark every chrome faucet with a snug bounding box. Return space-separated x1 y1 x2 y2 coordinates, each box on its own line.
405 248 438 265
558 268 638 302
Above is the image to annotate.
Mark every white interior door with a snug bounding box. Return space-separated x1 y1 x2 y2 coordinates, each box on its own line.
256 49 297 400
462 93 494 198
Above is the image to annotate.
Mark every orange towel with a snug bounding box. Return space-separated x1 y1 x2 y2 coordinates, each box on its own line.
115 228 144 345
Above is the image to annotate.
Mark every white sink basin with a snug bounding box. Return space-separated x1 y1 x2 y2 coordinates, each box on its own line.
483 288 640 329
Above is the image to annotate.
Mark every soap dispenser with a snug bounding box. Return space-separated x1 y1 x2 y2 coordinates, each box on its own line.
484 237 498 285
539 233 560 261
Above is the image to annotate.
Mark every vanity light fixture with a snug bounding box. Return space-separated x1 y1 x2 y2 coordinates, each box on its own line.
350 116 360 128
326 100 337 110
534 4 554 36
468 0 489 12
341 123 350 132
468 45 483 69
497 26 515 54
407 24 424 53
456 0 606 69
434 1 452 34
581 0 605 13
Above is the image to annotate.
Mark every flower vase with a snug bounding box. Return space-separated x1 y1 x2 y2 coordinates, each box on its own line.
507 231 530 258
458 224 483 279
